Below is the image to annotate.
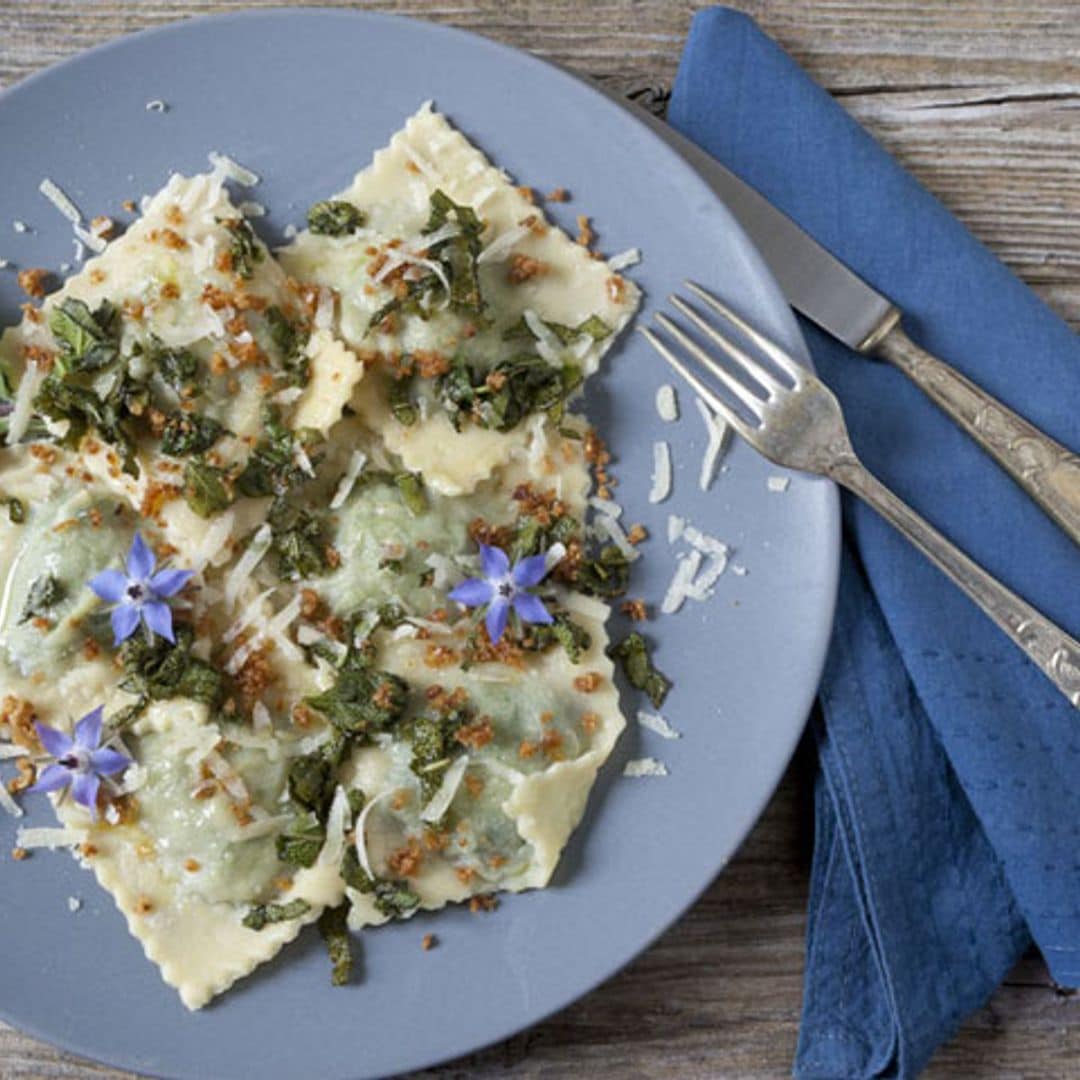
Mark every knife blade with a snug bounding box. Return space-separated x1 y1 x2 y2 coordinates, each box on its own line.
622 102 899 350
599 86 1080 549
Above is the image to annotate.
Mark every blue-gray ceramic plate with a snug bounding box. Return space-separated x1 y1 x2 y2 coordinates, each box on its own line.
0 10 838 1078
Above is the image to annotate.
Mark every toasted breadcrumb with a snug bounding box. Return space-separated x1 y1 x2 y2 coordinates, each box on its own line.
17 267 49 298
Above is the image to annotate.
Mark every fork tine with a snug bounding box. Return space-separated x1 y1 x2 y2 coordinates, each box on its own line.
669 294 786 397
654 313 766 418
685 281 805 382
637 327 758 446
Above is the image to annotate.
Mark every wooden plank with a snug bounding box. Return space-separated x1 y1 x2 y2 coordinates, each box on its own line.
0 2 1077 1076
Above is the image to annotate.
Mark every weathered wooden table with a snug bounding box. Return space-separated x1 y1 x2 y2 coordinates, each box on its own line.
1 2 1077 1076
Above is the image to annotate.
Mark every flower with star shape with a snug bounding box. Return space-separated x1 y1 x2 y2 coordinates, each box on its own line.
89 532 192 646
449 542 559 645
28 707 131 819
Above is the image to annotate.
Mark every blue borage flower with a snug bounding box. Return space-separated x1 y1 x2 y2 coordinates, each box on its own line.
28 707 131 820
449 543 558 644
89 532 192 646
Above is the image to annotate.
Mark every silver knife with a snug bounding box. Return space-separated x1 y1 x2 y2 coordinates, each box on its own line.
608 88 1080 548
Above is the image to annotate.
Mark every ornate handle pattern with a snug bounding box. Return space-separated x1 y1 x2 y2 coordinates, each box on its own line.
876 325 1080 548
832 459 1080 707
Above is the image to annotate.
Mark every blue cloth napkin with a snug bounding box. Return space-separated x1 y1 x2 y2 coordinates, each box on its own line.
669 9 1080 1077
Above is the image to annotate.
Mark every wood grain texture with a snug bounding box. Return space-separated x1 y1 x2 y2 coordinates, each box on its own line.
0 2 1077 1077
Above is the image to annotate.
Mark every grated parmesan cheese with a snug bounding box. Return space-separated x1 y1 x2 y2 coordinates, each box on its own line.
12 221 29 234
667 514 686 544
224 524 272 605
543 541 568 574
420 755 469 823
607 246 641 272
314 286 335 331
354 791 392 880
476 223 531 265
251 701 272 731
270 385 304 406
223 586 276 644
191 509 236 576
400 142 440 185
637 710 681 739
623 757 669 778
145 99 168 113
696 396 730 492
767 475 791 493
7 361 46 445
329 450 368 511
594 513 641 561
317 786 350 868
655 383 679 422
73 222 106 254
649 440 672 504
661 550 702 615
0 782 22 817
39 178 82 224
208 151 260 187
67 896 83 912
0 258 9 269
523 309 563 365
0 745 28 760
16 826 83 848
588 495 622 520
238 200 267 218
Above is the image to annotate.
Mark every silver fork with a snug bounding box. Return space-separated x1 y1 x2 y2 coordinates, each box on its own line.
641 283 1080 709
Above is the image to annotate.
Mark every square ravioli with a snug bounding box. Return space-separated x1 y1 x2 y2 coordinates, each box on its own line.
0 106 643 1009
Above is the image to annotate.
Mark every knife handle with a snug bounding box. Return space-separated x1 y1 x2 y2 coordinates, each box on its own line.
875 323 1080 549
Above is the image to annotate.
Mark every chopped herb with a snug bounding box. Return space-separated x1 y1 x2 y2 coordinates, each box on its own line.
276 812 325 869
502 313 611 346
160 413 224 456
183 459 233 518
268 499 329 581
225 217 263 279
437 352 582 433
287 753 334 817
318 903 354 986
576 544 631 598
242 898 311 931
119 626 224 708
340 848 419 916
265 306 310 386
347 788 366 820
149 340 200 398
366 190 486 332
609 631 670 708
236 404 319 498
526 612 591 664
48 298 121 373
341 845 374 892
406 709 467 800
7 498 25 524
18 573 64 624
511 513 579 561
394 471 426 515
307 200 366 236
34 376 138 477
304 648 408 737
424 190 485 318
388 378 418 426
372 879 420 918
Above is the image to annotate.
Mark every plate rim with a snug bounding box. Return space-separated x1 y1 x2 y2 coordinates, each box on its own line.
0 8 840 1076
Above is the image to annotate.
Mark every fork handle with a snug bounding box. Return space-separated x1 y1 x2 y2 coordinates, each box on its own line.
875 324 1080 549
833 459 1080 707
